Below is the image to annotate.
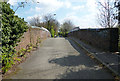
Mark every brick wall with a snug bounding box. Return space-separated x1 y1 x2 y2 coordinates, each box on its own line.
15 27 51 51
68 28 119 52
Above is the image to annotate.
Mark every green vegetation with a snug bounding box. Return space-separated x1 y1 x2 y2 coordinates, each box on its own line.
59 20 74 37
58 31 68 37
27 46 33 53
36 37 41 47
1 2 28 73
17 48 26 57
51 26 55 37
29 14 59 38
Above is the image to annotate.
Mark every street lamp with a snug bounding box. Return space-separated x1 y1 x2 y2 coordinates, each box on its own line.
53 14 56 16
53 14 56 21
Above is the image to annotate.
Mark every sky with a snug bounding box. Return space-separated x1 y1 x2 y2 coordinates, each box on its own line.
7 0 110 29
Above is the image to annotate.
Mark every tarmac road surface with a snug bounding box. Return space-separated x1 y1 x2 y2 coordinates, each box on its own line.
5 37 115 80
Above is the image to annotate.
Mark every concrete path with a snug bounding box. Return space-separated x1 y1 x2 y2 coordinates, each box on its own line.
5 37 115 80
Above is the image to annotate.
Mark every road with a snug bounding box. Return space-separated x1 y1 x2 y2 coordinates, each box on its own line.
5 37 114 79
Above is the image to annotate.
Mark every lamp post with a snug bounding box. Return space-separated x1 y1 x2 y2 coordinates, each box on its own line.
53 14 56 21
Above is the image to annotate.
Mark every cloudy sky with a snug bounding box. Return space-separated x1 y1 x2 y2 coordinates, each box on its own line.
8 0 106 28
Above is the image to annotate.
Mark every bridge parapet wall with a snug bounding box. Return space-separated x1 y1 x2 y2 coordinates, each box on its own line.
15 27 51 52
68 28 119 52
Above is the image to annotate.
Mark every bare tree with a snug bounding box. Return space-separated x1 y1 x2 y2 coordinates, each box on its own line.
29 16 42 26
43 14 55 22
14 2 27 12
62 20 74 32
43 14 59 31
114 0 120 26
97 0 117 28
43 14 52 30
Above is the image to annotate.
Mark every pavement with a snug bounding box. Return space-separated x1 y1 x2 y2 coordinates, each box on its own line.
69 37 120 79
3 37 116 80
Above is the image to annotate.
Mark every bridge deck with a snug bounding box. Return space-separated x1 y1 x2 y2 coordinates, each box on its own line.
4 37 115 80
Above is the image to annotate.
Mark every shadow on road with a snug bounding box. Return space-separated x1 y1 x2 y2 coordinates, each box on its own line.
49 55 95 67
49 37 114 80
49 38 96 67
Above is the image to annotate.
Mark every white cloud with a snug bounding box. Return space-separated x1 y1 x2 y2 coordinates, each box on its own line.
8 0 17 5
60 12 100 29
72 5 84 10
59 0 100 28
86 0 98 13
64 0 71 8
8 0 27 5
59 12 76 24
66 12 76 17
25 14 42 22
35 7 42 11
8 0 64 13
8 0 72 15
36 0 63 12
26 0 64 15
69 0 85 2
24 0 73 19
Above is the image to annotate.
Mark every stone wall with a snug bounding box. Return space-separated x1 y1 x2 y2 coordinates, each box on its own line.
15 27 51 51
68 28 119 52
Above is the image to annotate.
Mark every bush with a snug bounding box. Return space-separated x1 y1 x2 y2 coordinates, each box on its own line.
1 2 28 73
